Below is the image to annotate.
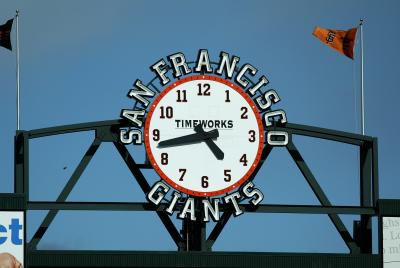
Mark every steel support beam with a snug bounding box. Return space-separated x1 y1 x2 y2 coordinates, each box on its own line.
239 204 375 215
181 199 208 251
113 141 185 250
206 211 232 250
267 122 373 146
372 138 379 206
358 141 373 253
27 202 376 216
14 131 29 195
28 138 102 250
15 119 381 266
206 145 273 249
27 250 381 268
360 141 373 207
28 120 127 139
286 141 359 253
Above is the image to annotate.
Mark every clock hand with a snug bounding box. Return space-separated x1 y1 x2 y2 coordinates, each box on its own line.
158 129 219 148
194 124 224 160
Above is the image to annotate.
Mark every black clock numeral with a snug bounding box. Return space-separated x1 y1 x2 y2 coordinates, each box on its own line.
241 107 248 119
153 129 160 141
197 83 211 96
160 106 173 119
224 169 232 182
176 90 187 102
178 168 187 181
248 130 256 142
225 90 231 102
240 154 248 166
161 153 169 165
201 176 209 188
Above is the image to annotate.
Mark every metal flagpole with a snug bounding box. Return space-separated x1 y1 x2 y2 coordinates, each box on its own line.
16 10 20 130
360 19 365 135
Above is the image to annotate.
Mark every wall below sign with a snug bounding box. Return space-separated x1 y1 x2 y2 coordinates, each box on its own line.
383 217 400 267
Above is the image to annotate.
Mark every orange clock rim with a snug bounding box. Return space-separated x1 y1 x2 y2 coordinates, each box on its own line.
144 74 265 197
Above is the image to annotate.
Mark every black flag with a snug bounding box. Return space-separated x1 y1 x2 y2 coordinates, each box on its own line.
0 18 13 50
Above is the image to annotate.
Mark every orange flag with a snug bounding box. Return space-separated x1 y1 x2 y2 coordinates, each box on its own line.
313 26 357 59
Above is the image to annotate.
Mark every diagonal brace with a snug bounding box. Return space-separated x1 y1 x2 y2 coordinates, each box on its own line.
113 142 184 249
206 145 273 249
28 138 102 250
286 141 359 253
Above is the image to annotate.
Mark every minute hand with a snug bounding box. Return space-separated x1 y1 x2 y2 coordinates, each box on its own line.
158 129 219 148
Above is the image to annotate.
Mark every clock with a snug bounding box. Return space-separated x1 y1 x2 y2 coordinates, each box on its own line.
144 75 264 197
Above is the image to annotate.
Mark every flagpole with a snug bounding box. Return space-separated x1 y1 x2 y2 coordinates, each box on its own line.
16 10 20 131
360 19 365 135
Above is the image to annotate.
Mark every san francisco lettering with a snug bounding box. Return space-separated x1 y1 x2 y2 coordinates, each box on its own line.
120 50 288 146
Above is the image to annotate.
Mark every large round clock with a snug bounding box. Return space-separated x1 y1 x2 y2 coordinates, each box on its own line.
144 75 264 197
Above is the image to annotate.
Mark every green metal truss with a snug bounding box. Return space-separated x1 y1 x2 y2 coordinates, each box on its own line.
2 119 389 267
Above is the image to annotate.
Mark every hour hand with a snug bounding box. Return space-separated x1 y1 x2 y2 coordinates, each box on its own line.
158 129 219 148
194 125 224 160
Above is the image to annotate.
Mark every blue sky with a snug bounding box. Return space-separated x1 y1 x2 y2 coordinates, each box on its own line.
1 0 399 253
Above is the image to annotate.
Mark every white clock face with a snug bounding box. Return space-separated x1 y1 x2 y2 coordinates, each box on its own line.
144 75 264 197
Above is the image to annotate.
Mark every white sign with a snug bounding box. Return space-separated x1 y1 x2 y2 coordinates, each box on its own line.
0 211 24 267
383 217 400 268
